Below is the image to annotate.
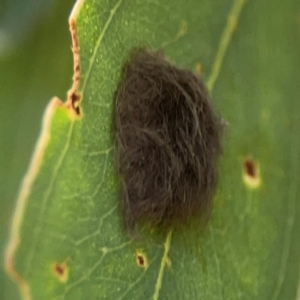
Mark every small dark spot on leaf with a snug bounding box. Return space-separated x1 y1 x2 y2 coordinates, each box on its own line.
137 255 144 266
244 159 256 178
70 92 81 115
242 157 261 189
113 47 223 233
135 251 148 269
51 261 69 283
55 264 64 275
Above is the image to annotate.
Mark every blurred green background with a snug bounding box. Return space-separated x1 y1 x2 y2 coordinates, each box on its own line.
0 0 74 298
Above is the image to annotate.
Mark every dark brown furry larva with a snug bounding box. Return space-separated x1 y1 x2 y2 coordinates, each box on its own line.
113 48 223 232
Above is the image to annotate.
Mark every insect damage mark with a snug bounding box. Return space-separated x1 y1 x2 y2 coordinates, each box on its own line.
242 157 261 189
51 260 69 283
135 250 149 269
66 18 82 118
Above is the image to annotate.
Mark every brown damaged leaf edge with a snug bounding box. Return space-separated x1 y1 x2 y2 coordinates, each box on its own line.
66 16 82 119
4 1 84 299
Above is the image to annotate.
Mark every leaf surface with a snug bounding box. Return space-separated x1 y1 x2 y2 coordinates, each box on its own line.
5 0 300 299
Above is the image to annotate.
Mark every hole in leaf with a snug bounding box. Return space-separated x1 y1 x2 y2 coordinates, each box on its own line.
135 250 148 269
244 159 256 178
70 92 81 115
242 157 261 189
51 261 69 283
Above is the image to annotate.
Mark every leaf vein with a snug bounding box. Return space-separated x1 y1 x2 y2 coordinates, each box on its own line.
81 0 124 93
152 230 173 300
206 0 248 92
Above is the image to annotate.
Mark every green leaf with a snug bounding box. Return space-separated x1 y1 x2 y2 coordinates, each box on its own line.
5 0 300 299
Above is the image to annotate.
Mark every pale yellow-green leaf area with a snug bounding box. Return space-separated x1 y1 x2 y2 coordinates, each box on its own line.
5 0 300 299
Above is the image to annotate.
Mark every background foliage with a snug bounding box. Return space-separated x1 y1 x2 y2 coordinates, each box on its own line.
0 0 74 298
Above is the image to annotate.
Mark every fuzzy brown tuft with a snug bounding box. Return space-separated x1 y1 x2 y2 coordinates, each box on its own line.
113 48 223 232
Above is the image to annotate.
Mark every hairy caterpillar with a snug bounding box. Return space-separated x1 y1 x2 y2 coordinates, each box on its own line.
113 48 223 233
